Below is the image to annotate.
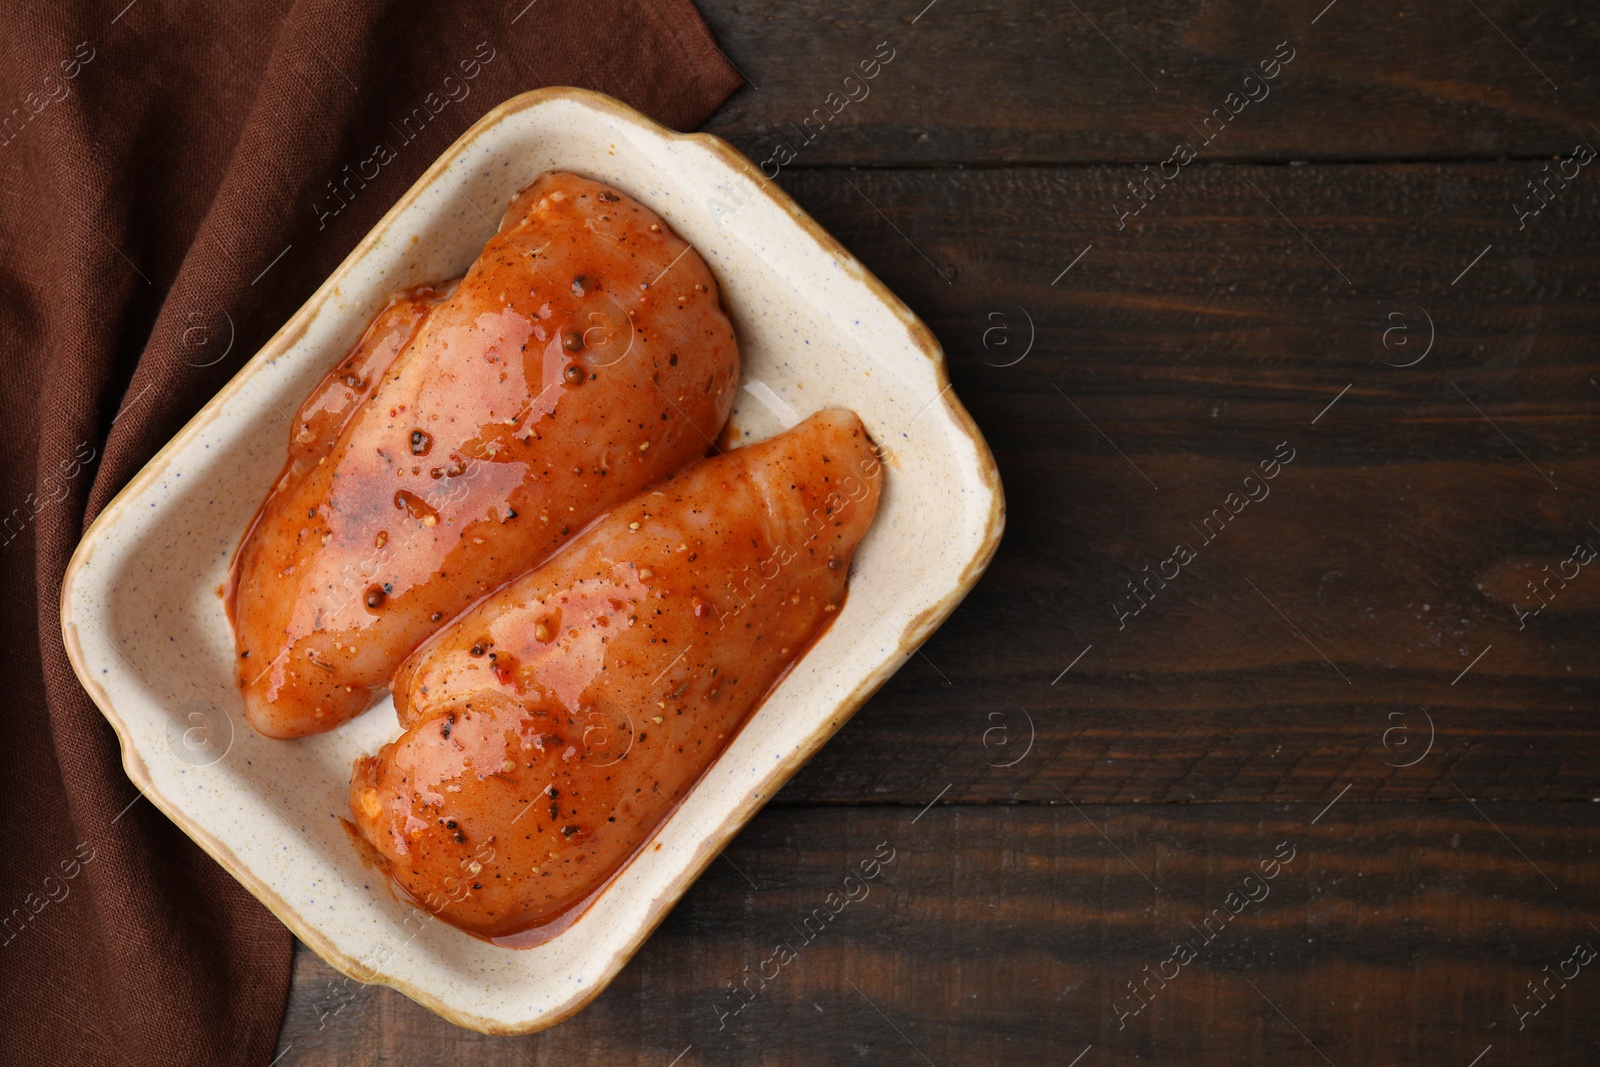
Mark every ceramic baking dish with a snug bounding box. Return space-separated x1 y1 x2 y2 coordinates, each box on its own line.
60 87 1002 1033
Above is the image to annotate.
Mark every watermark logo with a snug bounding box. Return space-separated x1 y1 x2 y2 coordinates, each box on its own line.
180 308 236 368
971 306 1033 368
574 292 636 369
1379 303 1433 368
166 699 235 767
579 706 636 768
981 707 1035 768
1380 708 1434 768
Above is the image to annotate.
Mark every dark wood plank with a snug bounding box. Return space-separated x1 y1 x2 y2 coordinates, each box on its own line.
726 162 1600 805
696 0 1600 164
276 802 1600 1065
272 4 1600 1056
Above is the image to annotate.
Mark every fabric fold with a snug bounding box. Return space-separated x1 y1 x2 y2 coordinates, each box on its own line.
0 1 740 1063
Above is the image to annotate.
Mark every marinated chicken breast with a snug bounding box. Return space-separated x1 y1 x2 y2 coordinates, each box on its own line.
350 409 882 939
229 171 739 738
285 284 448 480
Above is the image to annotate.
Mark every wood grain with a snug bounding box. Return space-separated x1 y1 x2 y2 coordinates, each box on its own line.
275 803 1600 1065
750 163 1600 805
696 0 1600 164
277 1 1600 1059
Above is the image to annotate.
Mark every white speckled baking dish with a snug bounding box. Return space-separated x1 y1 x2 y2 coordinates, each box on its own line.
60 87 1002 1034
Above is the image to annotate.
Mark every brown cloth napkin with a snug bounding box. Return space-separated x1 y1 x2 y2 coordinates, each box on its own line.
0 1 739 1064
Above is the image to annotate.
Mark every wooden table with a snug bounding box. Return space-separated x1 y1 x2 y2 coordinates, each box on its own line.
276 2 1600 1062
